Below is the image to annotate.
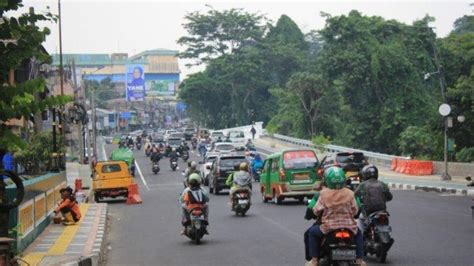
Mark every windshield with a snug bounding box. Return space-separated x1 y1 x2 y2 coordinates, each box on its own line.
215 144 234 151
212 132 224 137
205 156 217 163
168 139 181 145
220 157 246 168
336 153 365 164
283 151 318 169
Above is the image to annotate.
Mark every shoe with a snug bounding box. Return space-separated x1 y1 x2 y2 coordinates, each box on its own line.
355 258 367 266
204 229 209 235
309 258 319 266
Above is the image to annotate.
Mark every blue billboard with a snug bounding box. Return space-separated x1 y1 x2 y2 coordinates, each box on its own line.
125 65 146 101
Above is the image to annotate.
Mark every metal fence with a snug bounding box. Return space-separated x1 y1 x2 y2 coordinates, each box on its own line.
270 133 406 167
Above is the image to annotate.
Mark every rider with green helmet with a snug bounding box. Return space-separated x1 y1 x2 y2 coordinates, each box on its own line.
179 173 209 234
306 166 366 266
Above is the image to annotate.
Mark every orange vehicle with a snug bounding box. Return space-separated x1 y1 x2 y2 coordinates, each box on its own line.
92 161 134 202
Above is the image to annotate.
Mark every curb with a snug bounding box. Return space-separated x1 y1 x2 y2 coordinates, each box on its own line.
61 204 108 266
387 182 468 195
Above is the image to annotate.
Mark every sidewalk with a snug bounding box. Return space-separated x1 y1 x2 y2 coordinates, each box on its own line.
21 203 107 266
254 137 469 195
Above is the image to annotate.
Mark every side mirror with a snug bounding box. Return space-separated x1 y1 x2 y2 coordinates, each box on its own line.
198 161 203 164
466 176 472 181
206 166 211 170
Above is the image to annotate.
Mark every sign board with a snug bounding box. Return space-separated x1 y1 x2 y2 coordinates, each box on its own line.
120 112 132 119
125 65 146 101
146 80 176 96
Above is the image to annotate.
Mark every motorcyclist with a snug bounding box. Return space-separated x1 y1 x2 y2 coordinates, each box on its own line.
307 166 365 266
216 136 223 143
184 161 200 185
250 153 263 178
150 146 161 163
225 163 241 187
179 173 209 234
198 141 207 157
354 165 393 231
169 148 179 161
136 135 142 145
127 136 134 147
246 139 255 150
228 162 252 204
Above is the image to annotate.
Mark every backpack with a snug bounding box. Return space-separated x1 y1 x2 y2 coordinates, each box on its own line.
187 189 206 204
362 181 386 214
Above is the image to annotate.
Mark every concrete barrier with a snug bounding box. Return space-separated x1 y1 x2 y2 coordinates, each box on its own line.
432 161 474 178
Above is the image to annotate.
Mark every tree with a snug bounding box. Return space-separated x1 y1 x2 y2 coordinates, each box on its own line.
177 8 267 65
0 1 71 151
84 78 120 108
398 126 437 158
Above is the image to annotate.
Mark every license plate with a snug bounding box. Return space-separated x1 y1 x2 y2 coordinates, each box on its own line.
293 173 309 180
331 249 356 260
238 199 249 204
346 171 358 177
376 225 392 233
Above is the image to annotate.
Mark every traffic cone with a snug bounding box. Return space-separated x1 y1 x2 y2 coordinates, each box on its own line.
126 183 143 204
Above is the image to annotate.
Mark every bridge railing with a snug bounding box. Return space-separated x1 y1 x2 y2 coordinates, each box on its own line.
269 133 406 167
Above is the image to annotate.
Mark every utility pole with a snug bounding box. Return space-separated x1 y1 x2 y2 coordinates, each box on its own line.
91 90 97 167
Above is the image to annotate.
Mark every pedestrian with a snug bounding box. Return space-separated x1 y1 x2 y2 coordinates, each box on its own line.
55 187 82 225
250 126 256 140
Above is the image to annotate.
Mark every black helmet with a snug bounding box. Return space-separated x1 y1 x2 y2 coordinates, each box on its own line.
361 164 378 181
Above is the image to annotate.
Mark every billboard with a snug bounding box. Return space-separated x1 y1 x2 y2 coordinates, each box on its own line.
146 80 176 96
125 65 146 101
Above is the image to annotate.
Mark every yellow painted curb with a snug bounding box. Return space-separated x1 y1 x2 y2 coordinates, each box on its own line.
22 204 90 265
47 204 89 255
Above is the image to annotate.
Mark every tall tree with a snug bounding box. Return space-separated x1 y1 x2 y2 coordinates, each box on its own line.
177 8 267 65
0 0 70 151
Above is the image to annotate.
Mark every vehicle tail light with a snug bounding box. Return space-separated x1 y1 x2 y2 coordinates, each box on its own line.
335 231 351 239
317 168 323 177
240 193 246 197
378 214 388 225
279 169 286 181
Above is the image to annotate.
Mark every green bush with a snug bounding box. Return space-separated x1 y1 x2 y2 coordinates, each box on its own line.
455 147 474 162
14 132 64 174
312 134 331 152
398 126 435 158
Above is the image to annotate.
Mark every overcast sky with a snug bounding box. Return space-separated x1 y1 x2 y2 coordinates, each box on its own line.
13 0 472 78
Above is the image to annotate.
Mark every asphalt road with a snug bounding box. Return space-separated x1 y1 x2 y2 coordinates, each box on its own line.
102 143 473 266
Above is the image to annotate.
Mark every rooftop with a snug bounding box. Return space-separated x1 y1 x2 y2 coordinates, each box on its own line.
51 49 178 67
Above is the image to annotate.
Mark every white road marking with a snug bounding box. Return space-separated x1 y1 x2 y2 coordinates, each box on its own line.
134 161 150 191
101 139 108 162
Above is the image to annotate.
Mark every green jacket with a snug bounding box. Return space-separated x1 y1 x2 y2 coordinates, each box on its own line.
225 171 237 187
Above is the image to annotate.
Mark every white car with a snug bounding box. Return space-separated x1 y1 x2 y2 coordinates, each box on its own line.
227 130 246 150
211 142 235 153
164 130 177 141
210 131 225 142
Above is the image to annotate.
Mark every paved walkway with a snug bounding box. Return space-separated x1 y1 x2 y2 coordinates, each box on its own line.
21 203 107 266
254 137 469 194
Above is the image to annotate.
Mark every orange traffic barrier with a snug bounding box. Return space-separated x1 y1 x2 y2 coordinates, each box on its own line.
75 179 82 192
126 183 143 204
391 159 398 171
393 159 434 176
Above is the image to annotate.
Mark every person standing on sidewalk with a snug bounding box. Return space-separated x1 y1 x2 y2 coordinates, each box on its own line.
250 126 256 140
55 187 81 225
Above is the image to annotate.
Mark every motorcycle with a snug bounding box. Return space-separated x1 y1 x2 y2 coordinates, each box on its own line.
182 150 190 162
128 143 134 150
318 228 357 266
136 142 142 150
170 158 178 171
466 176 474 219
363 211 394 263
183 207 208 245
254 168 262 182
152 161 160 175
191 140 197 150
231 188 251 216
145 148 151 157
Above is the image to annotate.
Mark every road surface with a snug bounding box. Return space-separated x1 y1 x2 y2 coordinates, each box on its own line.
102 143 473 266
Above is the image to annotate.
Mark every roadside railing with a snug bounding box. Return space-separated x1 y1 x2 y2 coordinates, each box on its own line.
269 133 406 167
